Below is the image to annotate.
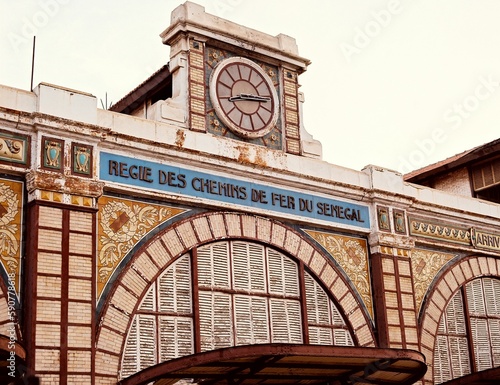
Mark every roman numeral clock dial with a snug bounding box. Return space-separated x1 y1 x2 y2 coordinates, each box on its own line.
209 57 279 139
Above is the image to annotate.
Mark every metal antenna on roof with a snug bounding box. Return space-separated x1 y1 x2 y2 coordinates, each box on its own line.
30 36 36 91
100 92 113 110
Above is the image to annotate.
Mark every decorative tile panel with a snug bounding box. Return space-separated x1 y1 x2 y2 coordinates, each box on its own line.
393 209 406 234
71 143 92 177
410 248 455 312
97 196 187 298
0 130 29 166
42 136 64 172
0 178 23 296
304 230 372 318
377 206 391 232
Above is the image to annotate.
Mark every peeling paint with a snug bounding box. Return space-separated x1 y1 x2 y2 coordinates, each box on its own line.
175 129 186 147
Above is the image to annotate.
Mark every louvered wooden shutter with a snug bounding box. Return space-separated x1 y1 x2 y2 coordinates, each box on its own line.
446 290 466 335
137 314 157 370
434 289 471 384
158 254 192 314
485 277 500 366
234 295 269 345
232 241 266 292
267 248 299 296
489 318 500 366
198 242 230 289
270 298 302 343
198 291 233 351
434 332 452 384
466 279 493 371
471 317 492 370
304 271 353 346
139 284 156 311
484 278 500 316
471 158 500 191
159 316 193 361
121 317 139 378
157 255 193 360
305 272 331 345
466 279 486 316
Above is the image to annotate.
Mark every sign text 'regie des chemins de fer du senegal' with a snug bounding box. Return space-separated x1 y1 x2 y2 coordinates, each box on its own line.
99 152 370 229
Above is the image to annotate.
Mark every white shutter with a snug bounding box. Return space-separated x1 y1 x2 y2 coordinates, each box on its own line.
248 243 266 292
437 315 446 334
159 316 193 361
267 249 298 296
449 336 471 378
333 329 353 346
234 295 269 345
304 271 331 344
121 317 139 378
489 319 500 366
232 242 250 290
198 242 230 289
446 290 466 335
198 291 233 351
466 279 486 316
434 335 452 384
309 326 333 345
484 278 500 316
158 254 191 314
139 284 156 311
470 317 492 371
232 241 266 292
270 298 302 343
137 314 157 370
331 302 347 327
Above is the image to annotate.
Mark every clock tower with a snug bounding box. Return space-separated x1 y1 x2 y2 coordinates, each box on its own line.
160 1 322 158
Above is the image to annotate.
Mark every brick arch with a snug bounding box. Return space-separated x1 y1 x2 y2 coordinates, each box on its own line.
418 255 500 385
94 211 376 383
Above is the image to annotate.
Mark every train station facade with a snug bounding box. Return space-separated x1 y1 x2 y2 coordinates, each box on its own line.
0 2 499 384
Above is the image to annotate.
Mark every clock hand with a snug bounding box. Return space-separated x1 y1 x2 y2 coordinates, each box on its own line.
228 93 271 102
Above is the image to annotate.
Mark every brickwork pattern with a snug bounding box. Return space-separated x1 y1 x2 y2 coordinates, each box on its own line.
419 255 500 385
31 205 95 384
95 212 376 380
373 250 420 352
282 70 300 155
189 39 206 132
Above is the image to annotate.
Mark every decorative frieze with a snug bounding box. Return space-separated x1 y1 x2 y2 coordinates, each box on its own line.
408 216 471 245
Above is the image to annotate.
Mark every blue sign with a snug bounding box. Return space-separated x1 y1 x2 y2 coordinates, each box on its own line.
100 152 370 229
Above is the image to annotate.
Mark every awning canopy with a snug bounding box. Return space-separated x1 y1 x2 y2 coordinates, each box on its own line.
119 344 427 385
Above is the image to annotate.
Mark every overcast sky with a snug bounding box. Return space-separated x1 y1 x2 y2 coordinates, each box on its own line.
2 0 500 173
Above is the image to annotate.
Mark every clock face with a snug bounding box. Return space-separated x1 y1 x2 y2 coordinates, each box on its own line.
209 57 279 138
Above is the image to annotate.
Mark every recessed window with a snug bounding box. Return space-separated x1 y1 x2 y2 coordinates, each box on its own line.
471 158 500 203
120 240 354 379
434 277 500 384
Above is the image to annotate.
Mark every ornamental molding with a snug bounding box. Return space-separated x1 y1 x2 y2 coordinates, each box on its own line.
408 216 471 245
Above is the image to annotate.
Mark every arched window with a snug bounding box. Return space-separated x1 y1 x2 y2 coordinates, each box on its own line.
434 277 500 384
120 240 354 378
